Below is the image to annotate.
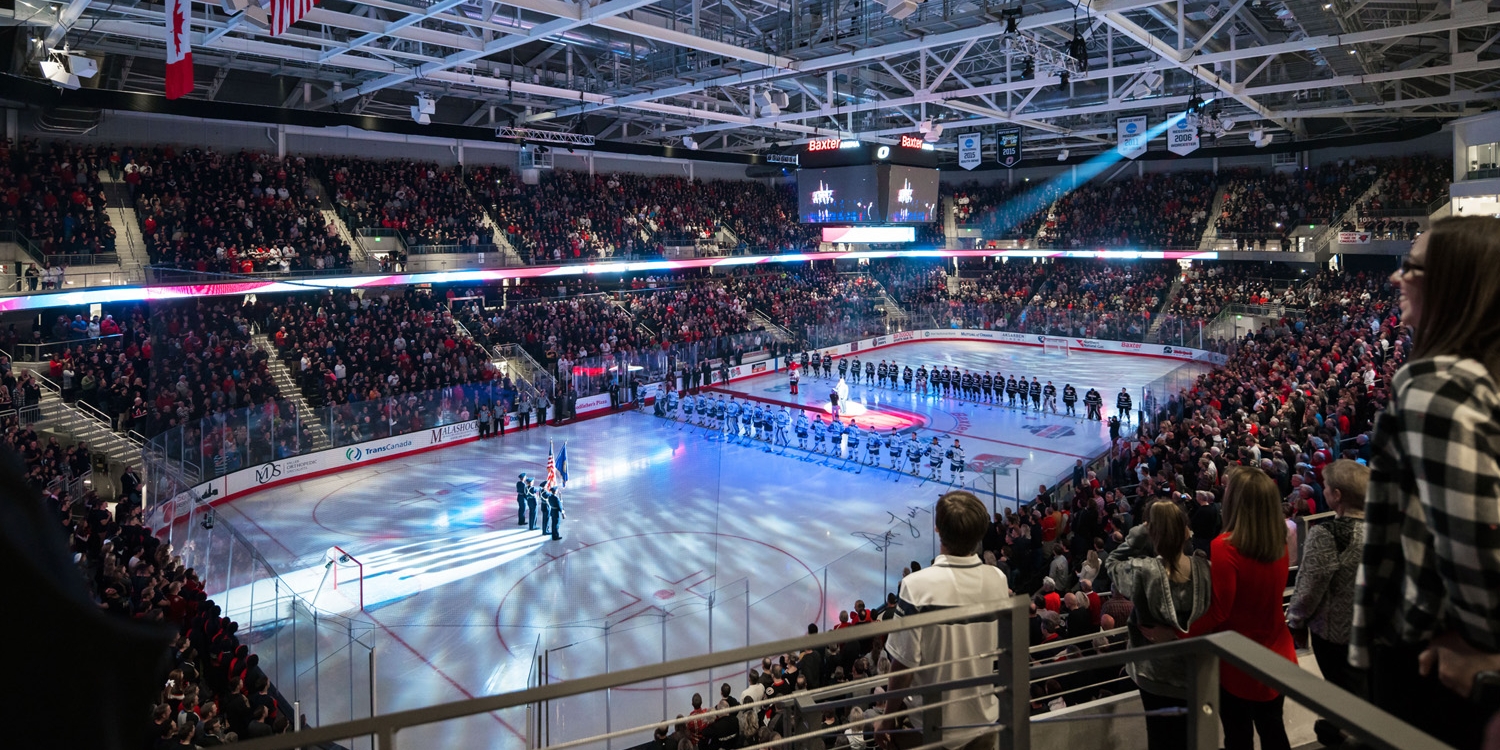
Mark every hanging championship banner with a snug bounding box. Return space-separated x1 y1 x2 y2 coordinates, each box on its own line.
957 133 982 170
1117 116 1149 160
998 128 1022 168
1167 113 1201 156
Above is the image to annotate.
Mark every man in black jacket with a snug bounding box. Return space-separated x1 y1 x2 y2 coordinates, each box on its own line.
516 473 530 526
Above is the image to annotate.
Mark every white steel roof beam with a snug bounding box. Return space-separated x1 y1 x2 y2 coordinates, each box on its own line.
319 0 474 63
333 0 667 101
524 0 1175 123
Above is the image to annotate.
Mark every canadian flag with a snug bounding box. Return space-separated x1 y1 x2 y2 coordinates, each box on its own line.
165 0 192 99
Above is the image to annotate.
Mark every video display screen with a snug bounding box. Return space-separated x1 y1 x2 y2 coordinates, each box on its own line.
883 165 940 223
798 166 880 223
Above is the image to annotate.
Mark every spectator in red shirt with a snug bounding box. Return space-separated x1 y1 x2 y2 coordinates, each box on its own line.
1041 577 1062 612
1185 466 1297 750
685 693 709 745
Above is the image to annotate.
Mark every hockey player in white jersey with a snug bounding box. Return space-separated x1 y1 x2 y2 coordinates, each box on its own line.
844 422 862 467
828 418 846 458
925 436 944 481
887 428 903 469
947 439 966 485
865 426 882 466
725 398 742 441
774 407 791 447
795 412 810 450
812 416 828 454
905 434 923 476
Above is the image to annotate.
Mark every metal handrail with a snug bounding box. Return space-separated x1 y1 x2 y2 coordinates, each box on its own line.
227 596 1033 750
223 600 1447 750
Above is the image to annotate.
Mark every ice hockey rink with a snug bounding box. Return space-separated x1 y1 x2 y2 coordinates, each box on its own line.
199 340 1206 749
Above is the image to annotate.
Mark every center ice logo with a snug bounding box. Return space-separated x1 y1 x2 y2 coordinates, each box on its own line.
1023 424 1076 439
967 453 1025 473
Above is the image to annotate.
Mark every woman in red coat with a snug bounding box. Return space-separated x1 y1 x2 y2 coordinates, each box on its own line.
1187 466 1297 750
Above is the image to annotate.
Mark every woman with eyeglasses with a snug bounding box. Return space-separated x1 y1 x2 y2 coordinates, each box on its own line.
1352 215 1500 749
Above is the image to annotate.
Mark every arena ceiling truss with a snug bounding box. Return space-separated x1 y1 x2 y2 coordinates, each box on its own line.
8 0 1500 158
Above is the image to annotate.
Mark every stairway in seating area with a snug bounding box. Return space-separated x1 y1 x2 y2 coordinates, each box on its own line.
100 174 150 280
1146 276 1186 339
6 363 146 471
252 333 333 452
1197 186 1230 252
480 206 525 265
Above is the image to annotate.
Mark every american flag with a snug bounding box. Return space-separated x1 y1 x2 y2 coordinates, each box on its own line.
270 0 318 36
544 442 559 491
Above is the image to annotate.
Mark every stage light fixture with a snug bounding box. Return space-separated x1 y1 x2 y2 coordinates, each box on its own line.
1068 32 1089 73
884 0 918 20
1057 149 1069 161
410 93 435 125
1002 4 1022 34
1022 57 1035 79
40 60 79 90
683 136 699 150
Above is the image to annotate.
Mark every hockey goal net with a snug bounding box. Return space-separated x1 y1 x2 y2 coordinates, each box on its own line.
329 546 365 611
1043 338 1071 357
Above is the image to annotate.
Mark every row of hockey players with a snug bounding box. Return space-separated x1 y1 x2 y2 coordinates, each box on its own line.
655 390 969 483
796 351 1133 421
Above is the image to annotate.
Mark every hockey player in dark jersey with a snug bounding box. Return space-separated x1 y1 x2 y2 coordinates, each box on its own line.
838 356 849 381
877 360 889 388
915 365 928 394
865 360 875 384
1043 381 1058 413
850 355 862 384
821 353 832 379
1117 388 1134 423
1029 377 1042 410
1062 384 1079 416
1085 387 1104 420
982 372 994 402
902 365 913 391
1006 375 1020 407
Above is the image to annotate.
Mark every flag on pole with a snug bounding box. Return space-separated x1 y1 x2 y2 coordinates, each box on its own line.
545 441 558 491
558 442 569 488
270 0 319 36
164 0 193 100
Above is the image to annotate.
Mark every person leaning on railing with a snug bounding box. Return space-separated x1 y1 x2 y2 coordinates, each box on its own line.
1105 498 1212 750
1352 215 1500 749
